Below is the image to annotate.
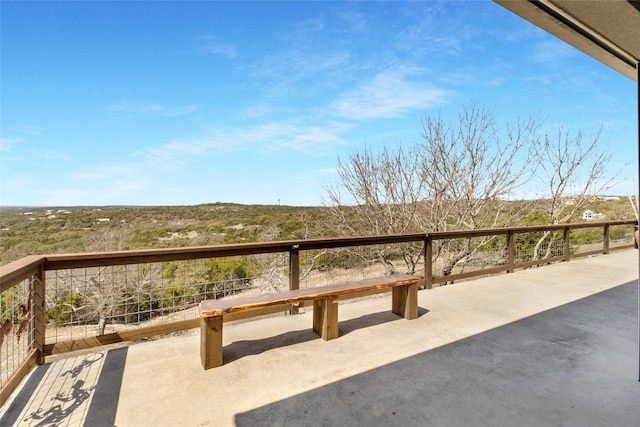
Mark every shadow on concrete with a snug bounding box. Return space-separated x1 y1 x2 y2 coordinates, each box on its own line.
84 347 128 426
0 346 128 427
225 307 429 363
338 306 429 335
235 281 640 427
0 362 51 426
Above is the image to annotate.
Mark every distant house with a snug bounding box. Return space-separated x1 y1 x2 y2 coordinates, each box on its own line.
582 210 605 220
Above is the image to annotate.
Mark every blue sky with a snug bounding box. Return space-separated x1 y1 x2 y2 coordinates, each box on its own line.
1 1 636 207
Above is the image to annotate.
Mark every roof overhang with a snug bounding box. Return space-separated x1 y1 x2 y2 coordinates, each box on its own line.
494 0 640 81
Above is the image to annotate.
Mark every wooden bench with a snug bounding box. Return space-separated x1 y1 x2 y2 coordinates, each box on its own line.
198 273 419 369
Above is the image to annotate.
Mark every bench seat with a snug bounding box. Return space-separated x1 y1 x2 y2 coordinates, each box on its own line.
199 273 419 369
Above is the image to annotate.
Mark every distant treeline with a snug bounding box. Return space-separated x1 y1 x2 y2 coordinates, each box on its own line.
1 199 635 266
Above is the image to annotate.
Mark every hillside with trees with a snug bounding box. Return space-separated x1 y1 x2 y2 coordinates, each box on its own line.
1 198 636 266
0 203 348 265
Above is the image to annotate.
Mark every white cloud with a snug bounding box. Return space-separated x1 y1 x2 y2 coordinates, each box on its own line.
251 122 350 154
113 101 199 117
164 104 200 117
0 163 152 206
0 137 19 152
198 33 238 59
206 43 237 59
331 67 451 120
240 103 276 120
55 162 155 205
330 6 368 34
251 50 351 97
530 39 577 64
70 164 139 181
40 148 75 162
140 121 350 169
11 126 44 136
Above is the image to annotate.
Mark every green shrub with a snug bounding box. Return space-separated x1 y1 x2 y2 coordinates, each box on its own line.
46 291 84 326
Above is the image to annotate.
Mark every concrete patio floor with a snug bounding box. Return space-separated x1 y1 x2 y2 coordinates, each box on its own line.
2 250 639 426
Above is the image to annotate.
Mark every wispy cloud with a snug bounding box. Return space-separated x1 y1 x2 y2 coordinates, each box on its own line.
331 67 451 120
198 33 238 59
141 121 350 169
164 104 200 117
330 6 368 34
204 43 237 59
113 101 199 117
60 162 154 205
530 39 577 64
246 12 354 98
70 163 140 182
1 158 154 206
37 180 149 206
9 126 44 136
240 103 276 120
0 137 19 153
40 148 75 162
251 49 351 97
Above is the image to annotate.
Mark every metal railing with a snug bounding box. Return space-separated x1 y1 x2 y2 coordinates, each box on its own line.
1 219 635 404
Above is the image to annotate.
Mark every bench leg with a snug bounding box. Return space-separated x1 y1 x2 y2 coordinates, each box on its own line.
392 283 418 320
312 296 339 340
201 315 223 370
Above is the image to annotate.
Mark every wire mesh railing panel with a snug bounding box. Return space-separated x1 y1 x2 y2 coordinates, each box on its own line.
570 228 604 255
44 254 282 344
1 275 36 388
227 252 289 296
3 220 635 359
430 235 507 281
609 224 636 249
299 242 423 289
513 230 564 263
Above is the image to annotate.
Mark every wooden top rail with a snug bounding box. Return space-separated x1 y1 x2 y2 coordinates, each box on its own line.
41 235 427 270
199 273 418 317
0 220 635 286
428 220 635 240
0 220 632 273
0 255 45 293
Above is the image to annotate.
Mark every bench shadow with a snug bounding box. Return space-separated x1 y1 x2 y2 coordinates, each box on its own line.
224 306 429 363
339 306 429 335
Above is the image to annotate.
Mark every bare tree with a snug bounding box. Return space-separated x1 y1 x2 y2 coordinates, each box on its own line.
50 226 153 336
530 127 617 259
323 144 427 274
325 144 427 235
324 103 540 279
418 104 539 279
85 225 132 252
324 104 618 280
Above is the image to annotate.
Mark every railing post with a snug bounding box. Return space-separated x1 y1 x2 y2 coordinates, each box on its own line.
289 245 300 315
507 230 515 273
563 227 571 262
32 264 46 365
424 235 433 289
603 224 610 254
